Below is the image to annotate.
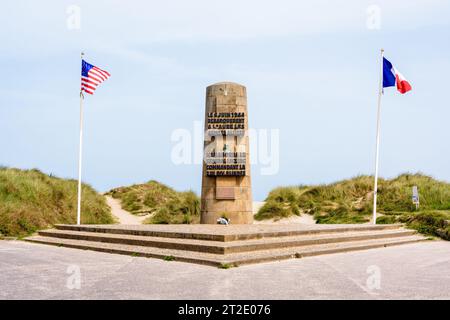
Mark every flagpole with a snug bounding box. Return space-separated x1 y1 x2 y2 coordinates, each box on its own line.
76 52 85 225
372 48 384 225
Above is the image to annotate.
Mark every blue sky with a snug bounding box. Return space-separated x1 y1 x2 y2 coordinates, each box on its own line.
0 0 449 200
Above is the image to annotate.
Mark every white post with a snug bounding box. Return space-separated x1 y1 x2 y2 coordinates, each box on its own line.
372 49 384 225
76 52 85 225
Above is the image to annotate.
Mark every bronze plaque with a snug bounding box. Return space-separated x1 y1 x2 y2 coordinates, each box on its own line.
216 187 235 200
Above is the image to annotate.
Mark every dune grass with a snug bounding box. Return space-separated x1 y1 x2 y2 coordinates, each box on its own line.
255 173 450 240
0 167 113 237
107 180 200 224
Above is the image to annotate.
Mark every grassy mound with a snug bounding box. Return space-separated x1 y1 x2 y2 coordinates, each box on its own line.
378 211 450 240
0 167 113 237
107 180 200 224
255 173 450 239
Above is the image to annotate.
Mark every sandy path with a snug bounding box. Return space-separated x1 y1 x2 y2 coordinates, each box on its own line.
105 196 148 225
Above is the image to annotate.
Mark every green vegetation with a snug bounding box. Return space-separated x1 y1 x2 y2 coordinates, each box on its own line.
256 173 450 240
107 180 200 224
0 167 113 237
379 211 450 240
163 255 175 261
218 263 234 269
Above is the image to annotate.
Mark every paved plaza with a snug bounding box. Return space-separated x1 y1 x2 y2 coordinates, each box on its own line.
1 240 449 299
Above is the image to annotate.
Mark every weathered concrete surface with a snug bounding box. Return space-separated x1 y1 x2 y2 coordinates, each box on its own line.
1 240 449 299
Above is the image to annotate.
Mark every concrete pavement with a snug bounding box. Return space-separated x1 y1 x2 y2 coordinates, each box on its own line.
0 240 449 299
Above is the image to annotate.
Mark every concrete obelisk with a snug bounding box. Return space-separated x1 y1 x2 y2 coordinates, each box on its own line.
200 82 253 224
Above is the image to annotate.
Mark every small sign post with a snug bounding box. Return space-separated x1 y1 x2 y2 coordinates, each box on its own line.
412 186 419 210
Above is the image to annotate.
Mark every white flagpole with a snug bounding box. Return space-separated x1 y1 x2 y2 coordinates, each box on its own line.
76 52 85 225
372 48 384 225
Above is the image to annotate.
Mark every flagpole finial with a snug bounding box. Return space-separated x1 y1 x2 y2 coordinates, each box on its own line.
81 52 84 59
381 48 384 53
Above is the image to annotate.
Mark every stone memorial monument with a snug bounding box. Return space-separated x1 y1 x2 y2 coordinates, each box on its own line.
200 82 253 224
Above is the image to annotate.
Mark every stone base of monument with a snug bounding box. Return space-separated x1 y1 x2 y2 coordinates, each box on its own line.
25 224 425 267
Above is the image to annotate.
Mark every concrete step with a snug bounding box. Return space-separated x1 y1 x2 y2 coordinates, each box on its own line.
53 223 404 242
222 235 427 266
37 228 417 254
24 234 426 267
25 235 221 266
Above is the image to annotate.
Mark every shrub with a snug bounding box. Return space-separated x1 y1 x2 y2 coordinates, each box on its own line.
0 167 113 237
256 173 450 240
108 181 200 224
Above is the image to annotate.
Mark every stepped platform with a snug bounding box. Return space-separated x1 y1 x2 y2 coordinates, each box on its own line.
25 223 426 267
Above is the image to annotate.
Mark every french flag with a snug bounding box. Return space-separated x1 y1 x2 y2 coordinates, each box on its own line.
383 57 412 94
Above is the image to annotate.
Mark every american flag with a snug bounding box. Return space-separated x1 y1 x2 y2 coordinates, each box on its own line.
81 60 110 95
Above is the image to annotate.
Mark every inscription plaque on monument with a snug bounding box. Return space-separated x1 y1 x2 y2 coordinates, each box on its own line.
200 82 253 224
